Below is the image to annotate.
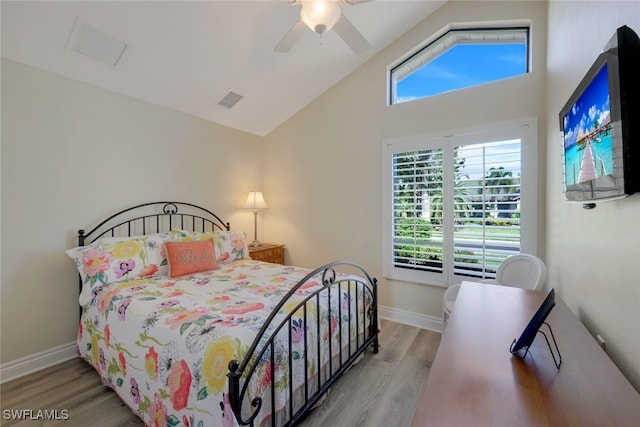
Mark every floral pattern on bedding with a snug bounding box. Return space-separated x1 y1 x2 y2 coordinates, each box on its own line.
77 260 373 427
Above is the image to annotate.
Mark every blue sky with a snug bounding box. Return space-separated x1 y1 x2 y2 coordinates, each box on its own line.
561 64 610 149
396 43 528 102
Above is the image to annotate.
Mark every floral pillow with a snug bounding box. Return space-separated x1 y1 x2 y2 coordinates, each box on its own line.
180 230 250 264
67 231 182 305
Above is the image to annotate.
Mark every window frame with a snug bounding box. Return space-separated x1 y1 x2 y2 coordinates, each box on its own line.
382 118 538 287
388 23 531 105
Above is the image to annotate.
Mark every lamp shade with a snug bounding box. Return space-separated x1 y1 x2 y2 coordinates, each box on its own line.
301 1 341 35
245 191 268 210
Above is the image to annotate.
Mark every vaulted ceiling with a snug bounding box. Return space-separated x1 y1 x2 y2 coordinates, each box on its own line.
2 1 444 136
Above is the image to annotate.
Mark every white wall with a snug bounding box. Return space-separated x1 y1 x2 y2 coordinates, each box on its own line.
545 1 640 391
0 59 263 367
264 1 548 328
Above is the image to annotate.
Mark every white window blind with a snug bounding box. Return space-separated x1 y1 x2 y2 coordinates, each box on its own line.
392 148 444 273
383 119 537 286
452 140 521 278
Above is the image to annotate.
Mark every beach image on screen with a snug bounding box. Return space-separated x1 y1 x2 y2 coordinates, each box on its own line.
563 64 613 187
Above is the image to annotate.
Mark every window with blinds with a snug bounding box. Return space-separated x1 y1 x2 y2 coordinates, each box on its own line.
452 140 521 278
392 148 444 273
383 119 536 286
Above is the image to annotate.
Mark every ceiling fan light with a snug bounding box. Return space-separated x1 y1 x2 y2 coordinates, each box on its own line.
301 1 341 35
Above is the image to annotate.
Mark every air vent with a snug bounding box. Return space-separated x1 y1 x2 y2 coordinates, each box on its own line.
66 18 127 66
217 91 244 109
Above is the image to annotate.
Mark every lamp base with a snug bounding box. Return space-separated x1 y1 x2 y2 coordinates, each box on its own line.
249 240 263 248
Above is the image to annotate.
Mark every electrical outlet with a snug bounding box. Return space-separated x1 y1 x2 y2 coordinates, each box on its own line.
596 334 606 352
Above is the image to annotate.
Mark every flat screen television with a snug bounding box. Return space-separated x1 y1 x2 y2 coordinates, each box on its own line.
559 25 640 204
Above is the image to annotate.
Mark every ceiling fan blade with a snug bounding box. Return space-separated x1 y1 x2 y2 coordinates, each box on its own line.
341 0 374 5
333 14 370 55
274 20 307 53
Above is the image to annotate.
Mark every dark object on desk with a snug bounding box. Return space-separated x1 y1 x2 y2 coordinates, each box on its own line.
510 288 562 368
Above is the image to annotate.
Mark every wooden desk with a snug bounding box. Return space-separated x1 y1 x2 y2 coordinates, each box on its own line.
412 283 640 426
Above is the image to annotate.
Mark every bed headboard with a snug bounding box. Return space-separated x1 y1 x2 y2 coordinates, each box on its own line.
77 201 230 247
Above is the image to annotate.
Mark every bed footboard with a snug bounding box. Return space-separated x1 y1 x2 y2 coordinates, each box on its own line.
227 261 378 427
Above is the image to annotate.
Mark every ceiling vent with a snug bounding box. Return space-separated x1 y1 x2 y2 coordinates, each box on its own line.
66 18 127 66
217 91 244 109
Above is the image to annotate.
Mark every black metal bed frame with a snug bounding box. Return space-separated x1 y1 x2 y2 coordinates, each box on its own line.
74 201 379 427
228 261 379 426
77 201 230 247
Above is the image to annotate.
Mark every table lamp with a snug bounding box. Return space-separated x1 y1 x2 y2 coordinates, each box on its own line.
245 190 268 247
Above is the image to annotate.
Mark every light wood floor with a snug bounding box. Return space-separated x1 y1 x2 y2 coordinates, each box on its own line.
0 320 440 427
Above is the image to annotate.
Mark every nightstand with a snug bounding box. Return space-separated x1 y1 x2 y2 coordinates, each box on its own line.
248 243 285 264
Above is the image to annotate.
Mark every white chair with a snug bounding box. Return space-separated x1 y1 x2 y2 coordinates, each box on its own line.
442 254 547 328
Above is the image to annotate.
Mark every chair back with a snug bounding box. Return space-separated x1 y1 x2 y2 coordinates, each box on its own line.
495 254 546 290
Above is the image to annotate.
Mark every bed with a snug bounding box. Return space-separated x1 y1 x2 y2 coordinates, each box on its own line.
67 201 379 427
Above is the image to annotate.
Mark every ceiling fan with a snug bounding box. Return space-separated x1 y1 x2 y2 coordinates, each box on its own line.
274 0 372 54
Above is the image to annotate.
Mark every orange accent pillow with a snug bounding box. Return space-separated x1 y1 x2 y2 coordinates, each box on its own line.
165 239 219 277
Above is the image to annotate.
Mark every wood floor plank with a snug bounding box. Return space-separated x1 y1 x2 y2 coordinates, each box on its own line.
1 321 439 427
407 328 441 366
1 359 94 407
300 357 396 427
320 328 440 427
366 354 431 426
375 322 421 365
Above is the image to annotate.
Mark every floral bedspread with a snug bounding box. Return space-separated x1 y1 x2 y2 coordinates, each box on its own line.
77 259 373 427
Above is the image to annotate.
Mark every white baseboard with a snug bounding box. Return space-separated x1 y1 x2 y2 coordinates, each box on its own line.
0 342 77 384
379 305 443 333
